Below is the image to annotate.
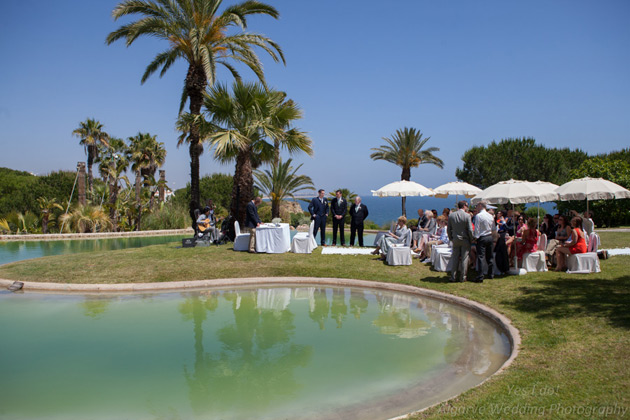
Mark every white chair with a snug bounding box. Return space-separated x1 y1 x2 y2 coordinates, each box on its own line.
431 243 452 272
567 233 601 273
522 234 548 272
385 229 413 265
291 221 317 254
233 221 250 252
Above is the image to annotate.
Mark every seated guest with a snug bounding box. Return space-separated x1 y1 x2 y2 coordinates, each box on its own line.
412 209 434 248
571 209 594 237
496 211 508 234
442 207 451 218
555 216 587 271
372 216 411 258
540 213 556 240
545 214 570 266
416 215 448 260
516 217 540 264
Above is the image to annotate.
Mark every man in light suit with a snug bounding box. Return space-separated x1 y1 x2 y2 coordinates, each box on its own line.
308 189 329 246
349 196 369 247
245 196 262 253
330 189 347 246
447 200 474 282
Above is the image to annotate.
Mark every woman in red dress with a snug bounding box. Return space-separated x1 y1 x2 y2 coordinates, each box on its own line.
555 216 587 272
516 218 540 264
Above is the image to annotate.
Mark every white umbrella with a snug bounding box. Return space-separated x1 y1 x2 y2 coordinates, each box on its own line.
433 181 482 206
471 179 559 205
471 179 560 274
371 180 434 217
555 177 630 214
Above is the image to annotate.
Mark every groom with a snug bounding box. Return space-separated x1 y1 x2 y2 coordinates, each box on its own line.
308 189 329 246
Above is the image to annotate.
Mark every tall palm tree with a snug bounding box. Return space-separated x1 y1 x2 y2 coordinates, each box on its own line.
181 81 312 224
127 133 166 229
72 118 109 195
254 158 314 219
99 138 130 230
370 127 444 216
106 0 285 220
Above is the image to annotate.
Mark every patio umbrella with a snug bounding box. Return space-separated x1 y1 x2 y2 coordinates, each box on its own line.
432 181 482 206
555 177 630 215
471 179 560 274
371 180 434 217
471 179 559 205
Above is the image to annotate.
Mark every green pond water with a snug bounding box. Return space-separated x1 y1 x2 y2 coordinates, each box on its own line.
0 285 511 420
0 235 189 266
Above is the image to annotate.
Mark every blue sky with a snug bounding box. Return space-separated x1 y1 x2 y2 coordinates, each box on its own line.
1 0 629 196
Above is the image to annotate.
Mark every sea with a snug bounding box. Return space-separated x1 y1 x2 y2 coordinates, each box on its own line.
297 195 557 227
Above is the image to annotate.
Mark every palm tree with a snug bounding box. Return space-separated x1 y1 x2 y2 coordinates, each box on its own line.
370 127 444 216
254 158 314 220
72 118 109 195
106 0 285 221
37 197 64 234
59 204 112 233
99 138 130 230
182 81 312 224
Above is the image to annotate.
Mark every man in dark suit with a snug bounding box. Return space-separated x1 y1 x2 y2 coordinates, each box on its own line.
447 200 474 282
349 196 369 247
330 189 347 246
308 189 329 246
245 196 262 252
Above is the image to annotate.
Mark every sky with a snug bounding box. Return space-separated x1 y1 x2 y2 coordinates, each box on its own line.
1 0 629 196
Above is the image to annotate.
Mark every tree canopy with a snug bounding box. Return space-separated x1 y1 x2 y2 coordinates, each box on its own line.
455 137 588 188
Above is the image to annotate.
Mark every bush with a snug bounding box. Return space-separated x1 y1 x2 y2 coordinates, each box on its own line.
364 220 380 230
407 218 418 229
141 201 189 230
290 212 311 228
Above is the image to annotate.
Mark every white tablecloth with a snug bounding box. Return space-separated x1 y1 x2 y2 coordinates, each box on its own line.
256 223 291 253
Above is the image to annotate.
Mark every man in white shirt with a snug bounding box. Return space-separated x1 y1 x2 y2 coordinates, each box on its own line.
473 201 497 283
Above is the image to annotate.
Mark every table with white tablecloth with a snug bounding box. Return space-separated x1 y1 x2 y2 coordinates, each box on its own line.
255 223 291 253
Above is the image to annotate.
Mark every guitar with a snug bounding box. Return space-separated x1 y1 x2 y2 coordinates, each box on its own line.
197 219 214 232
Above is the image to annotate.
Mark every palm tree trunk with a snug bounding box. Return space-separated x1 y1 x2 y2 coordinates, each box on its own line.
87 147 96 197
135 170 141 230
272 139 280 219
109 181 118 232
401 167 410 217
42 212 49 234
186 64 207 224
231 148 254 225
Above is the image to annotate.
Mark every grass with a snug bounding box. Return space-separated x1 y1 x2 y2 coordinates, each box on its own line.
1 231 628 419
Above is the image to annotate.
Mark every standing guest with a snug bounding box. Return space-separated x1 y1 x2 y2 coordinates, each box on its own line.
473 201 496 283
349 196 369 247
442 208 451 218
308 189 329 246
330 189 347 246
447 201 474 283
244 197 262 253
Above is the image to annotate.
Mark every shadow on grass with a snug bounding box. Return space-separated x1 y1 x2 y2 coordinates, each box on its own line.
503 275 630 330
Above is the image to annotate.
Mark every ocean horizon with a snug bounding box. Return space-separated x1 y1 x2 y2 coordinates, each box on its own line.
296 194 557 226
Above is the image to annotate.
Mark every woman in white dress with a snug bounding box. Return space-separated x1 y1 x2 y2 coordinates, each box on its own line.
371 216 411 257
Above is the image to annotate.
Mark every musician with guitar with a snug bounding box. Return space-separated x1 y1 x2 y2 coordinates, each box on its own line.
196 206 219 243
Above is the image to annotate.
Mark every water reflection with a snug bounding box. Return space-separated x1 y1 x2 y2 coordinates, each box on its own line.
181 290 312 417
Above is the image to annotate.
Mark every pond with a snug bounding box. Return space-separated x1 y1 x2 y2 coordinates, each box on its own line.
0 235 189 265
0 233 378 266
0 285 511 420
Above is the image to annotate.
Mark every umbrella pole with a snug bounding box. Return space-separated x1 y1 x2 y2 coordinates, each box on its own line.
402 196 406 217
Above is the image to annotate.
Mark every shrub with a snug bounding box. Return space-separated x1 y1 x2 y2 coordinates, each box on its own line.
141 202 189 230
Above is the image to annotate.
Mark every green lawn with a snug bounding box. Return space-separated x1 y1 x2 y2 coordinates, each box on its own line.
0 231 628 419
